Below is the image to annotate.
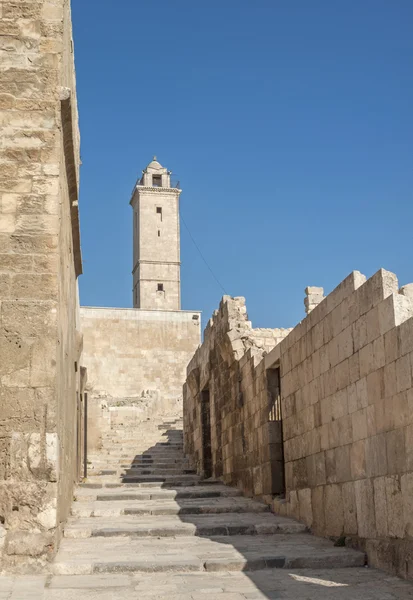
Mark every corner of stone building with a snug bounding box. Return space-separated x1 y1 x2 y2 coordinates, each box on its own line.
0 0 84 571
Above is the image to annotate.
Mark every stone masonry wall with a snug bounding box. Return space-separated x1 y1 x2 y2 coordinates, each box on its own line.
184 297 291 496
184 269 413 579
81 307 201 450
0 0 83 570
268 269 413 580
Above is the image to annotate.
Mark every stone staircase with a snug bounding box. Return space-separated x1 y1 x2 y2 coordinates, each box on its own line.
53 416 366 576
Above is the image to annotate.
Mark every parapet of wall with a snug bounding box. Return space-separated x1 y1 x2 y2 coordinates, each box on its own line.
184 296 291 496
0 0 83 570
269 269 413 580
81 307 201 449
184 269 413 580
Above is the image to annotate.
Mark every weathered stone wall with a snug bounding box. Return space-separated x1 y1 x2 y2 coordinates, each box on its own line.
184 297 291 496
0 0 83 569
268 269 413 579
81 307 201 449
184 269 413 579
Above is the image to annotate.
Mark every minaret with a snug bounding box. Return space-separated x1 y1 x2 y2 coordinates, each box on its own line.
130 157 181 310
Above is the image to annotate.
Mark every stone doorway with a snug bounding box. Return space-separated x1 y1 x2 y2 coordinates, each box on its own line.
201 388 212 479
267 367 285 496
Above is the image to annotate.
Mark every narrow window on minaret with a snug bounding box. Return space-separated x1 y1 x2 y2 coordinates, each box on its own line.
156 206 162 221
158 230 160 237
157 283 164 292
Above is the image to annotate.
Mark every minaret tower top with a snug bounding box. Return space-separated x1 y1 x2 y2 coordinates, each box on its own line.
130 158 181 310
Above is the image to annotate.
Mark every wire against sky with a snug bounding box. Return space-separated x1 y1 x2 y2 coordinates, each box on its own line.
180 211 228 296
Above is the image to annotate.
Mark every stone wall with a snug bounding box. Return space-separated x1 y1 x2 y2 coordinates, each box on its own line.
183 269 413 579
183 297 291 496
269 269 413 579
0 0 83 569
81 307 201 449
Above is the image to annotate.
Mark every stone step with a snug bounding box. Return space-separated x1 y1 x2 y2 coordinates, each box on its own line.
79 481 198 489
53 534 366 575
74 484 243 502
64 513 307 538
120 475 200 485
121 468 196 476
72 497 269 517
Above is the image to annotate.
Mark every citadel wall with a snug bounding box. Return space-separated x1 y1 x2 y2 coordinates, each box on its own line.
184 269 413 579
0 0 83 569
81 307 201 449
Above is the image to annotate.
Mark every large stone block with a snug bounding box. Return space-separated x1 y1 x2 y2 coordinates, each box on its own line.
342 481 358 535
401 473 413 538
365 433 388 477
297 487 313 527
355 478 376 538
311 485 325 535
385 475 404 538
374 476 388 537
324 484 344 537
386 428 406 475
334 444 352 483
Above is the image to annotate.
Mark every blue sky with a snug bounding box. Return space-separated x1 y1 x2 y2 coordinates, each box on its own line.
72 0 413 330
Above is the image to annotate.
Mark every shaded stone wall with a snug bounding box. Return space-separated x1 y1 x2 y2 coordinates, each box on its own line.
0 0 82 569
184 297 291 496
184 269 413 579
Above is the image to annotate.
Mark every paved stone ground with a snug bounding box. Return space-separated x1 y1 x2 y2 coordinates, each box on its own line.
1 416 413 598
1 569 413 599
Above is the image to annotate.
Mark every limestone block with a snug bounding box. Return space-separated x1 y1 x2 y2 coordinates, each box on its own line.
342 481 358 535
319 423 330 450
386 428 406 475
400 283 413 299
393 391 410 429
325 448 336 483
306 450 326 486
374 476 389 537
366 404 376 437
311 485 325 535
353 317 367 353
357 269 398 316
359 342 374 378
375 398 394 434
29 336 57 386
324 484 344 537
323 312 334 346
335 359 350 391
385 475 404 538
401 472 413 537
355 478 376 538
383 361 397 399
373 336 385 370
319 344 330 374
335 444 352 483
395 354 412 393
348 351 360 384
378 294 413 336
352 408 367 442
365 433 388 477
384 327 401 364
347 383 357 414
5 531 53 557
298 487 313 527
331 388 348 420
350 439 366 480
0 213 16 233
11 273 58 301
406 422 413 471
325 271 366 317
